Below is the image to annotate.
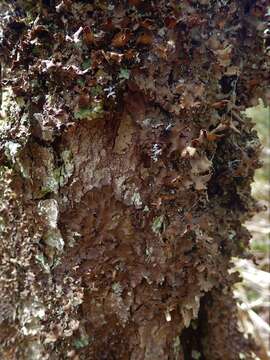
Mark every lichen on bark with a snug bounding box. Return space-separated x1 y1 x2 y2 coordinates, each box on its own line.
0 1 269 359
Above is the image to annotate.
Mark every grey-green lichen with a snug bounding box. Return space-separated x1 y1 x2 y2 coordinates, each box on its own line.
131 190 143 209
59 150 74 186
4 141 30 178
74 102 104 120
152 215 165 234
39 149 74 197
37 199 64 267
172 336 182 360
192 350 202 359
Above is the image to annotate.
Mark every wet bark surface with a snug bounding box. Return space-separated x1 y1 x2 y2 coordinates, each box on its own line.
0 1 269 359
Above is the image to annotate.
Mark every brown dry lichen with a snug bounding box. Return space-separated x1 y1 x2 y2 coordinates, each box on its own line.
0 1 269 359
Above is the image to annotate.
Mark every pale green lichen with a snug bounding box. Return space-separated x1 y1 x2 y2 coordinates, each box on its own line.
19 300 46 336
192 350 201 359
91 84 103 96
59 150 74 186
4 141 30 178
35 253 50 273
172 336 182 360
0 86 14 120
40 149 74 193
5 141 21 162
39 151 59 196
119 68 130 80
82 58 91 70
43 228 64 252
74 102 104 120
112 282 123 295
37 199 64 267
19 299 46 360
73 336 89 349
37 199 59 228
131 191 143 209
152 215 165 234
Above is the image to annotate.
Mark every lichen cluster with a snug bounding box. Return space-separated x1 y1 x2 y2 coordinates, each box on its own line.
0 1 268 359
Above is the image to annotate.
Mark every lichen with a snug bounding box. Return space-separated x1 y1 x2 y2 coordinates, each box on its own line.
37 199 59 229
131 190 143 209
59 150 74 186
74 102 104 120
152 215 165 234
0 0 267 358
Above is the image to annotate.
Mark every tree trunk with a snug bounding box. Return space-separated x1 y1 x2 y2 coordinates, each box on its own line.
0 1 268 359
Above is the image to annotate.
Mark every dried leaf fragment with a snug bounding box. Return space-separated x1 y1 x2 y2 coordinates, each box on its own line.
136 32 153 46
112 32 130 48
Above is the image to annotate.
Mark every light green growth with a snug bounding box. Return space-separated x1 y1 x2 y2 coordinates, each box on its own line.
77 78 85 86
38 199 59 228
15 96 26 107
91 85 103 97
119 68 130 80
1 86 13 120
20 300 46 336
39 150 74 196
143 205 150 212
239 353 246 360
73 336 89 349
35 253 50 273
37 199 64 262
82 58 91 70
59 150 74 186
172 336 182 360
43 228 64 252
152 215 165 234
245 100 269 144
131 191 143 209
4 141 22 162
192 350 201 359
228 230 236 240
112 282 123 295
39 150 59 196
74 102 104 120
40 179 58 197
4 141 29 178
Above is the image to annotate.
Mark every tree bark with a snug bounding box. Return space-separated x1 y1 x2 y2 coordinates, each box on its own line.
0 1 268 359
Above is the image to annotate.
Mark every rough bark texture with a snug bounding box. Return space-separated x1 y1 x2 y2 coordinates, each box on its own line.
0 1 269 359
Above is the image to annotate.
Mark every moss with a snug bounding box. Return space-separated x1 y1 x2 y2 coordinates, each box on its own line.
81 59 91 70
74 102 104 120
91 84 103 97
119 68 130 80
